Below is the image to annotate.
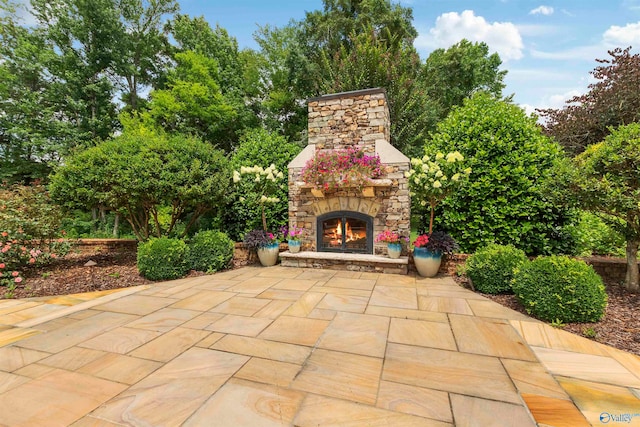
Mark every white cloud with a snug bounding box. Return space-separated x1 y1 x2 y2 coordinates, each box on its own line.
531 22 640 61
603 21 640 45
529 6 554 16
416 10 524 61
519 103 537 116
546 90 582 108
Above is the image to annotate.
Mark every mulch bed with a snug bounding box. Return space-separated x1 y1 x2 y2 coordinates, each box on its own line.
6 251 639 356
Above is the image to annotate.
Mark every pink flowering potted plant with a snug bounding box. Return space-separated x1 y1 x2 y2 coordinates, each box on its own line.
282 226 305 253
375 230 408 259
243 229 280 266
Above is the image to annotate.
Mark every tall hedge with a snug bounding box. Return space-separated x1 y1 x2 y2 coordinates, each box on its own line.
223 128 301 240
425 92 574 255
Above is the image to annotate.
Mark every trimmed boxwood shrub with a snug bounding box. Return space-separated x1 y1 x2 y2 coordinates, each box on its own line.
512 255 607 323
186 230 234 273
137 237 189 280
465 244 528 294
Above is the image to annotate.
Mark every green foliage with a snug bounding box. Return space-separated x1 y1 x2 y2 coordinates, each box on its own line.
252 23 314 142
49 129 230 241
465 244 528 294
185 230 234 273
143 50 239 151
115 0 179 111
422 39 506 124
224 128 301 240
0 184 66 246
572 123 640 290
427 92 574 255
512 255 607 323
137 237 188 280
566 211 625 257
0 184 71 293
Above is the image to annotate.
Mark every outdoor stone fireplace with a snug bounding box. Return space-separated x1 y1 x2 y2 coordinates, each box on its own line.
285 87 410 265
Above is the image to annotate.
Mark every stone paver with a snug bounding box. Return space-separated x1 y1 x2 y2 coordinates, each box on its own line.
1 266 639 426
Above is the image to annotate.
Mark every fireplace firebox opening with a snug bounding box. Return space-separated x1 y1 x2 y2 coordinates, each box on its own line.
317 211 373 254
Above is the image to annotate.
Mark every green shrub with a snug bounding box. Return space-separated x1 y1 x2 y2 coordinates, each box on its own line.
426 92 574 255
565 211 625 257
512 255 607 323
465 244 528 294
186 230 234 273
137 237 189 280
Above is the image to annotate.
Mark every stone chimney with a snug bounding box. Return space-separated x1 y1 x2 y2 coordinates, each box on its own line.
307 88 391 153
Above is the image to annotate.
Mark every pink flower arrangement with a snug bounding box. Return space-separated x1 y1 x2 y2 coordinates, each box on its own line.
413 234 430 248
375 230 408 245
281 226 305 241
301 147 382 191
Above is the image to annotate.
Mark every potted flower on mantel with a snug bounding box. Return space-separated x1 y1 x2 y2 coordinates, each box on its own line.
300 147 382 197
407 151 470 276
375 230 408 259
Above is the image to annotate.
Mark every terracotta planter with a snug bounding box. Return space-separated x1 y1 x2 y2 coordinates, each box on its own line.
257 243 279 266
413 247 442 277
387 243 402 259
288 240 301 253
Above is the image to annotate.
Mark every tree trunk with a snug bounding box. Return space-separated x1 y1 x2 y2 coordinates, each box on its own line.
91 208 98 232
112 214 119 238
429 201 436 234
262 204 267 231
625 239 640 292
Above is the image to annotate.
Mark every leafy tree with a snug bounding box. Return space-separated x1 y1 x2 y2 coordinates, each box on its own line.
252 23 314 142
251 0 419 145
302 0 417 55
422 39 507 123
49 129 230 240
571 123 640 291
169 14 243 94
143 50 237 151
426 92 574 255
114 0 179 111
541 47 640 155
223 128 301 240
317 27 436 156
168 14 258 148
30 0 122 146
0 2 61 183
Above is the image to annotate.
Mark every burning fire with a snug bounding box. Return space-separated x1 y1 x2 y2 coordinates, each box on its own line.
334 221 363 243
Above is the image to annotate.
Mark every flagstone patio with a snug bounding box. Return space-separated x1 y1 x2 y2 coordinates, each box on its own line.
1 266 639 426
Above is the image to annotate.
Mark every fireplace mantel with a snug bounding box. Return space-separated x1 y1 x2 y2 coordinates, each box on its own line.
298 179 393 198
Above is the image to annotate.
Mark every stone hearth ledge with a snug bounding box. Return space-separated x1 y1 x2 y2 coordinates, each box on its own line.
280 251 409 275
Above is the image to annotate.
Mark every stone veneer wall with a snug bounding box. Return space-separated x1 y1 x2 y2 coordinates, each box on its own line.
308 88 390 152
288 88 410 255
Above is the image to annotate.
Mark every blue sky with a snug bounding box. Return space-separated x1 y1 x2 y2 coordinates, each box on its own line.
180 0 640 115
